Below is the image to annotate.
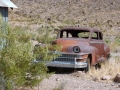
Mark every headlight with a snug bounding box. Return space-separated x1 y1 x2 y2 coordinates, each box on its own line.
73 46 80 53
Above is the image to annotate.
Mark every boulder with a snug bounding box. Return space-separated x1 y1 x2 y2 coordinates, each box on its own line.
114 73 120 83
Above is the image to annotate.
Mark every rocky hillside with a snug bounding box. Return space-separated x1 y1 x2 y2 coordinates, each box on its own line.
11 0 120 26
10 0 120 29
9 0 120 50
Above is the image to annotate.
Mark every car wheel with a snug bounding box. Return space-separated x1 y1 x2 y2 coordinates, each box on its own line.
106 54 111 60
95 63 101 69
84 57 90 72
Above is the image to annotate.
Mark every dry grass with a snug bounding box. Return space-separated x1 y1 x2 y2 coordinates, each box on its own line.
88 56 120 81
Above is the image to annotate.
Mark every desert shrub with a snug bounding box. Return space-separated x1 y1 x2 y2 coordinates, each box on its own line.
36 35 55 44
36 27 56 43
0 16 55 89
34 44 62 61
63 20 71 25
115 34 120 45
107 32 120 52
104 39 111 44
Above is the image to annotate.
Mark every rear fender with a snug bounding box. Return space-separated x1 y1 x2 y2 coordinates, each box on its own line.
104 44 110 58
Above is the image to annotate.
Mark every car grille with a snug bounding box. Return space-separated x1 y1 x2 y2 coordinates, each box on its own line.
53 53 78 62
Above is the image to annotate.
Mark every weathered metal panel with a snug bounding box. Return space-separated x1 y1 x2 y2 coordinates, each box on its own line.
0 0 18 8
0 7 8 22
0 7 8 50
0 1 17 50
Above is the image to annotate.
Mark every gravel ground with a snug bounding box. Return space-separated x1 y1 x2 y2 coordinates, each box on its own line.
34 71 120 90
33 53 120 90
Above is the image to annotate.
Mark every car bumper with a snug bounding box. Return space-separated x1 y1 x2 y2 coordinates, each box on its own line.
34 60 87 68
34 52 89 68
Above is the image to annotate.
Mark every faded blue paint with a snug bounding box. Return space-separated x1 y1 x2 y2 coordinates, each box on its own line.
0 7 8 22
0 1 17 50
0 7 8 50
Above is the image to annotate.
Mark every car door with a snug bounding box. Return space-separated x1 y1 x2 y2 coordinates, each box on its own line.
90 31 104 59
98 32 104 57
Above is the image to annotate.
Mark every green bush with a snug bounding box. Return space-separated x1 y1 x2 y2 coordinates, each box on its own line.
0 18 50 89
115 34 120 45
36 27 56 43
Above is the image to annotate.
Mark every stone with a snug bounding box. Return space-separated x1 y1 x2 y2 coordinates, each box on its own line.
101 75 111 80
92 77 99 82
77 71 85 75
114 73 120 83
56 77 60 81
118 84 120 87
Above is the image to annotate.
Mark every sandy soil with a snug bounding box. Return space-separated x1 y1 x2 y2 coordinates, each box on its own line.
33 53 120 90
33 70 120 90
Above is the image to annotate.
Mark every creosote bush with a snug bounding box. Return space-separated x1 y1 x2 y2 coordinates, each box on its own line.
106 31 120 52
34 44 62 61
115 34 120 46
36 27 56 43
0 16 58 90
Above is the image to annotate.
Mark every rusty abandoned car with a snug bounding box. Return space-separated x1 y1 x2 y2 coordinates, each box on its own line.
35 27 110 72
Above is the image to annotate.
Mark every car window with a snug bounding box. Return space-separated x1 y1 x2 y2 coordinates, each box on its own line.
92 32 98 40
61 31 73 38
78 32 90 39
60 30 90 39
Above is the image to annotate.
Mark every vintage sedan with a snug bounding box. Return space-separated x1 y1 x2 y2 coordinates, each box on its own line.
35 27 110 72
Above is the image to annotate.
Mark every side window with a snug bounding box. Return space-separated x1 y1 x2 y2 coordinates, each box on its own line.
92 32 98 40
78 32 90 39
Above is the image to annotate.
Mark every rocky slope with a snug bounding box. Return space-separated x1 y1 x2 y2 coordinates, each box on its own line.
10 0 120 28
9 0 120 41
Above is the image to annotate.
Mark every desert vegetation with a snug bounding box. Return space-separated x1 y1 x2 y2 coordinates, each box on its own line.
88 57 120 81
0 16 62 90
1 0 120 89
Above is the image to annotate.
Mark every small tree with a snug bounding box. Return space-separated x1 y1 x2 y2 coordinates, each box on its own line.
0 16 58 89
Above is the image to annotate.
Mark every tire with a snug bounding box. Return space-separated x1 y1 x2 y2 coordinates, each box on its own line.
95 63 101 69
84 58 90 73
106 54 111 60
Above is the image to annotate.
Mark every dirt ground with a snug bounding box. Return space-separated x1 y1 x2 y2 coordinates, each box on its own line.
34 71 120 90
33 53 120 90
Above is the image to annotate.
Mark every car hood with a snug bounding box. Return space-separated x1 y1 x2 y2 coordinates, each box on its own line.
52 38 89 52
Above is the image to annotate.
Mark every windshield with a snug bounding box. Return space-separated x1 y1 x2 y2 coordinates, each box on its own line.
60 30 90 39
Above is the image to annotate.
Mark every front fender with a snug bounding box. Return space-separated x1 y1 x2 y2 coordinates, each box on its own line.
68 45 99 65
80 45 99 65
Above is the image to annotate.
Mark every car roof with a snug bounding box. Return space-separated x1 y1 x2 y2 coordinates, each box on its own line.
60 27 101 32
